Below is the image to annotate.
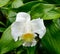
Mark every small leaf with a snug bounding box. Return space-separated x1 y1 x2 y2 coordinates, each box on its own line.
12 0 24 8
0 0 10 7
7 11 17 23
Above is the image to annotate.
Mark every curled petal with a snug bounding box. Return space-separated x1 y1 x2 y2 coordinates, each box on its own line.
31 18 46 38
22 39 37 47
31 39 37 47
11 22 25 41
23 42 31 47
16 12 30 22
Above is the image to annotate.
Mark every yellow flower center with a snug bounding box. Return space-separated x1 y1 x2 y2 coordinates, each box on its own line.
21 33 34 42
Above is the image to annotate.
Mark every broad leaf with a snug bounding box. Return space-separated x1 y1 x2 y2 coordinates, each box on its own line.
30 3 60 20
42 19 60 54
12 1 40 12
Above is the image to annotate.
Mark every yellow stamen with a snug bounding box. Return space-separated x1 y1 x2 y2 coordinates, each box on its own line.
21 33 34 42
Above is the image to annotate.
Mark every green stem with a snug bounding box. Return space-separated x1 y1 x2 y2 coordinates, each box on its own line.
26 47 36 54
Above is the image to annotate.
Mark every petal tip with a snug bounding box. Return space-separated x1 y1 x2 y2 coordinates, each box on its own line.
16 12 31 22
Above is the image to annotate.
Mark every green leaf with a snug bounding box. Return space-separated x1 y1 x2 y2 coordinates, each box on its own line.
15 46 25 54
0 26 23 54
43 0 60 4
12 0 24 8
7 11 17 23
30 3 60 20
53 0 60 4
0 0 10 7
0 21 6 27
0 9 17 27
42 19 60 54
12 1 40 12
0 27 6 32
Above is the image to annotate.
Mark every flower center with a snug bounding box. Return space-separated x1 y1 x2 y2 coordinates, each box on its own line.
21 33 34 42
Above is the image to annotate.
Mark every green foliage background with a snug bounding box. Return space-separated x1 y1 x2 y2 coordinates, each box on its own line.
0 0 60 54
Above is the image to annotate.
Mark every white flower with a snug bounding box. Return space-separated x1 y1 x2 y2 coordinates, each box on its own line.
11 12 46 47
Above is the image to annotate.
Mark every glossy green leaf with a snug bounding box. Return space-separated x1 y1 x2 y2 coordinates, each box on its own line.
0 0 10 7
30 3 60 20
0 26 23 54
12 0 24 8
42 19 60 54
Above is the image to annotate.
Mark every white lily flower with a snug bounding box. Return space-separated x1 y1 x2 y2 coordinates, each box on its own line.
11 12 46 47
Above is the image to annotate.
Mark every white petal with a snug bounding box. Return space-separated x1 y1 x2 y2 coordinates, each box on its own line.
16 12 30 22
22 39 37 47
24 21 32 33
23 42 31 47
31 39 37 47
31 18 46 38
11 22 25 41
